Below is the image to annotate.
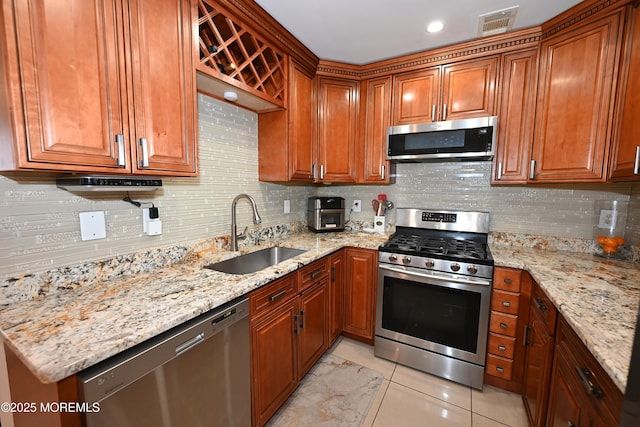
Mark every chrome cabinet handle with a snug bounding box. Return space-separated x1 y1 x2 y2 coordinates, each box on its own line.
498 344 506 351
503 278 512 285
495 366 504 373
443 103 447 120
268 289 287 302
575 366 604 398
496 162 503 180
381 164 386 180
139 137 149 168
115 134 126 167
499 322 508 329
634 146 640 175
320 164 325 180
431 105 436 122
311 164 316 179
502 301 511 307
529 159 536 180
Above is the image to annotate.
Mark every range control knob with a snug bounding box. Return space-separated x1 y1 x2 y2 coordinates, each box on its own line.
450 262 461 272
402 256 412 264
467 265 478 275
389 254 397 262
424 259 435 268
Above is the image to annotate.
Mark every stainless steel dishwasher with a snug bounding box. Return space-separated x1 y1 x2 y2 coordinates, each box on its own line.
78 297 250 427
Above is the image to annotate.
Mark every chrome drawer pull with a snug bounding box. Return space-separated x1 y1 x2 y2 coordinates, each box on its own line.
309 268 323 279
502 301 511 307
496 366 504 373
503 278 512 285
498 345 506 351
499 322 508 329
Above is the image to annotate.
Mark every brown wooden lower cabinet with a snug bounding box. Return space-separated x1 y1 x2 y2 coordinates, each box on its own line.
547 316 623 427
249 256 331 427
342 248 378 344
329 250 345 346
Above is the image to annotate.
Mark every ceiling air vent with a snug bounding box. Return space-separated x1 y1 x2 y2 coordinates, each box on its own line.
477 6 519 37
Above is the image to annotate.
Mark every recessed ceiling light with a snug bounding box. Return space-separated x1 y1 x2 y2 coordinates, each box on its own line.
426 21 444 33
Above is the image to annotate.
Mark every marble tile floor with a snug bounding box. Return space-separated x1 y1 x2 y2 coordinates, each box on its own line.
328 337 530 427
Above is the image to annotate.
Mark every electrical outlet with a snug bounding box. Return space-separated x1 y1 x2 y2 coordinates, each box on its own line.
352 200 361 212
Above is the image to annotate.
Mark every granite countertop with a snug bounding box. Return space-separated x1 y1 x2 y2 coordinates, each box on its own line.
491 246 640 393
0 232 638 394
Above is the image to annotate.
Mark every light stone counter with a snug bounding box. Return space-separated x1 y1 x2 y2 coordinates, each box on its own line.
491 246 640 393
0 232 387 384
0 231 638 395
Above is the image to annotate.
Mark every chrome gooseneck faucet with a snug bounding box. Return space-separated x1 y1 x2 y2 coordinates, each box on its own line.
231 194 262 251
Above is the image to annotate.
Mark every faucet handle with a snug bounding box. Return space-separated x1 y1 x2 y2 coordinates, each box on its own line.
236 226 249 240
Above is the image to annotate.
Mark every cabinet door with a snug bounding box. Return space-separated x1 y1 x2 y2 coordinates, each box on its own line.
127 0 197 175
7 0 127 172
343 248 377 343
360 77 393 183
251 299 298 427
441 57 498 121
610 5 640 181
493 49 537 184
288 60 315 181
298 280 329 377
531 11 623 182
547 348 584 427
392 68 440 125
522 313 555 427
316 77 358 182
329 251 345 345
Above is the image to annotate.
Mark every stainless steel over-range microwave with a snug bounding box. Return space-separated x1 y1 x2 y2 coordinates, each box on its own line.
386 116 497 162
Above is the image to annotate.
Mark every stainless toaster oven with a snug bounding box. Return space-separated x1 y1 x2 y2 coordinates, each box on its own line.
307 197 345 232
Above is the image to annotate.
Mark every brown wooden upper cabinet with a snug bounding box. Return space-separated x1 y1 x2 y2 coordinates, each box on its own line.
259 58 315 182
391 57 498 125
492 49 538 184
610 3 640 182
0 0 197 176
316 77 359 183
529 8 625 182
359 77 395 184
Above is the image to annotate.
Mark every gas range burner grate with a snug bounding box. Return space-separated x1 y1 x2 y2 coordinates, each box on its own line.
384 234 488 260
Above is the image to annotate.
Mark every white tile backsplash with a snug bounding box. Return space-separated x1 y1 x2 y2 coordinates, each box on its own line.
0 93 638 278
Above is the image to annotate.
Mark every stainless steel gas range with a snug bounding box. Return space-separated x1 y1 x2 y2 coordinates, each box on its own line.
374 208 493 390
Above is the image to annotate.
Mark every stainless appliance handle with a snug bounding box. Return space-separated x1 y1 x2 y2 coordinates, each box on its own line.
175 332 205 355
139 137 149 168
115 134 126 167
378 263 491 287
634 146 640 175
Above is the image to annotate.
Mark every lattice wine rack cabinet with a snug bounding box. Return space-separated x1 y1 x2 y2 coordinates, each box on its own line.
197 0 287 107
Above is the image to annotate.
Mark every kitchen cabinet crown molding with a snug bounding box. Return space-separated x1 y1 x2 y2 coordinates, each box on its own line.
542 0 633 38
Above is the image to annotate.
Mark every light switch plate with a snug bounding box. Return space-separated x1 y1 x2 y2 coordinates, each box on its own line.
284 199 291 214
79 211 106 241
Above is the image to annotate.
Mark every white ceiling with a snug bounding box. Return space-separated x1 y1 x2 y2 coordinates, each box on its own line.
254 0 584 64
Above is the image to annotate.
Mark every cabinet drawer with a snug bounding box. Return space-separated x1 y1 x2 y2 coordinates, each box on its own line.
493 267 522 292
531 284 557 334
299 257 330 292
487 332 516 359
250 274 297 320
491 289 519 315
486 354 514 380
489 311 518 337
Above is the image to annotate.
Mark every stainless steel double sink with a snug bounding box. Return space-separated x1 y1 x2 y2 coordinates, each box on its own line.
204 246 307 275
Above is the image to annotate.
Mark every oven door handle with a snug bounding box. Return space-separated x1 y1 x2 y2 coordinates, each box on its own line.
378 264 491 287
